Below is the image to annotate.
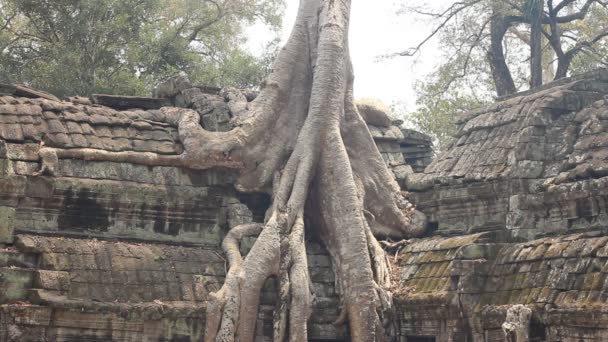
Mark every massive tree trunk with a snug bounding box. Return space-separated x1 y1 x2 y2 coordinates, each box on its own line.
488 11 517 97
192 0 426 341
32 0 425 340
529 0 543 88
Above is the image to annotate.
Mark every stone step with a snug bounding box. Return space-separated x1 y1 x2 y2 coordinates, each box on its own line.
0 267 35 303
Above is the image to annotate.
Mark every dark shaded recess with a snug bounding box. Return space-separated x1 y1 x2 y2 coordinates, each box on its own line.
530 316 547 342
452 331 473 342
152 194 220 236
91 94 171 110
60 335 111 342
575 198 596 222
406 336 436 342
424 221 439 237
153 200 172 235
237 192 272 222
164 335 192 342
184 168 239 187
57 188 109 232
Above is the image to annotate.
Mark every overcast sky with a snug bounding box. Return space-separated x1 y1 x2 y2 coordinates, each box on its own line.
247 0 439 110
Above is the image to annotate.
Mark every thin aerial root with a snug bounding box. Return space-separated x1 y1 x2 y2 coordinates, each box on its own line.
273 235 292 342
375 285 397 340
205 291 227 342
223 224 264 266
332 308 348 326
206 265 242 342
365 219 391 288
287 214 312 341
234 220 282 341
206 224 263 342
275 153 301 209
285 153 315 218
216 277 242 342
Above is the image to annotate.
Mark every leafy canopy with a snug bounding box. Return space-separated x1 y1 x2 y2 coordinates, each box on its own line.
396 0 608 149
0 0 283 97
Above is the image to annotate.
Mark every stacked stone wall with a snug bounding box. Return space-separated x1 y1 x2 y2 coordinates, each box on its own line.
410 69 608 240
1 71 608 341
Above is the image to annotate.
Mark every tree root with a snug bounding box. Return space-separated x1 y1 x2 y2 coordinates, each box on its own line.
205 210 313 342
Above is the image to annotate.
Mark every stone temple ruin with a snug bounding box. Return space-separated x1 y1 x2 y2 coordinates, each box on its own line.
0 69 607 341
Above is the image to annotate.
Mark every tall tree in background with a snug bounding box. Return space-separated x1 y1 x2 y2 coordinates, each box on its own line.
527 0 545 87
396 0 608 149
489 1 518 96
0 0 283 97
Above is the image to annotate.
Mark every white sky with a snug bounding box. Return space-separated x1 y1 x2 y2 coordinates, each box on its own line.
247 0 440 110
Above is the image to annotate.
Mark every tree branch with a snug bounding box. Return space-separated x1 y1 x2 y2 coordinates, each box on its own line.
393 0 484 57
553 0 595 22
186 0 224 42
566 27 608 57
552 0 578 14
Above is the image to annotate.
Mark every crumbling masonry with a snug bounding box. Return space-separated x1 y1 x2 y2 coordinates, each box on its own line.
1 70 607 341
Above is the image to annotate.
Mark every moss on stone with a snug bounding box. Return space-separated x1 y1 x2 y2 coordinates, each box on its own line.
0 268 34 302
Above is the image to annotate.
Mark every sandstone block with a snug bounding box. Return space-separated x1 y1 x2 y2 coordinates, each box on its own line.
0 206 15 243
34 270 70 291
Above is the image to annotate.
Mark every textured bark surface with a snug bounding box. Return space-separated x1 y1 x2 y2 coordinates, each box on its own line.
529 0 543 88
488 11 517 97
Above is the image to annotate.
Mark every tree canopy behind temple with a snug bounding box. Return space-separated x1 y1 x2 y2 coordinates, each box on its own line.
0 0 283 97
397 0 608 149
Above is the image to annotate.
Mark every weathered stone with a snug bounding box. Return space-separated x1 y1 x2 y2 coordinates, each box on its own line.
92 94 171 110
0 83 61 102
410 73 608 239
154 74 192 98
0 207 15 243
0 268 34 303
355 98 393 127
34 270 70 291
0 74 607 341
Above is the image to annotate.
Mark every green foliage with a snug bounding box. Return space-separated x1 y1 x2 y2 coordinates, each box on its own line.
398 0 608 148
402 62 491 150
564 6 608 74
0 0 283 97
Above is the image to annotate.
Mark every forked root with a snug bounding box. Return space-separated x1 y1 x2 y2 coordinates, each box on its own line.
204 224 263 342
205 211 313 342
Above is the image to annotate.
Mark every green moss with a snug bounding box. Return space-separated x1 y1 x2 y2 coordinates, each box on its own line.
544 242 571 259
437 234 482 250
582 272 603 290
0 268 34 302
528 244 547 260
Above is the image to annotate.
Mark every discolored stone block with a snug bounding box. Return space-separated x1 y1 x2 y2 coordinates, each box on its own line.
0 268 34 303
0 206 15 243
